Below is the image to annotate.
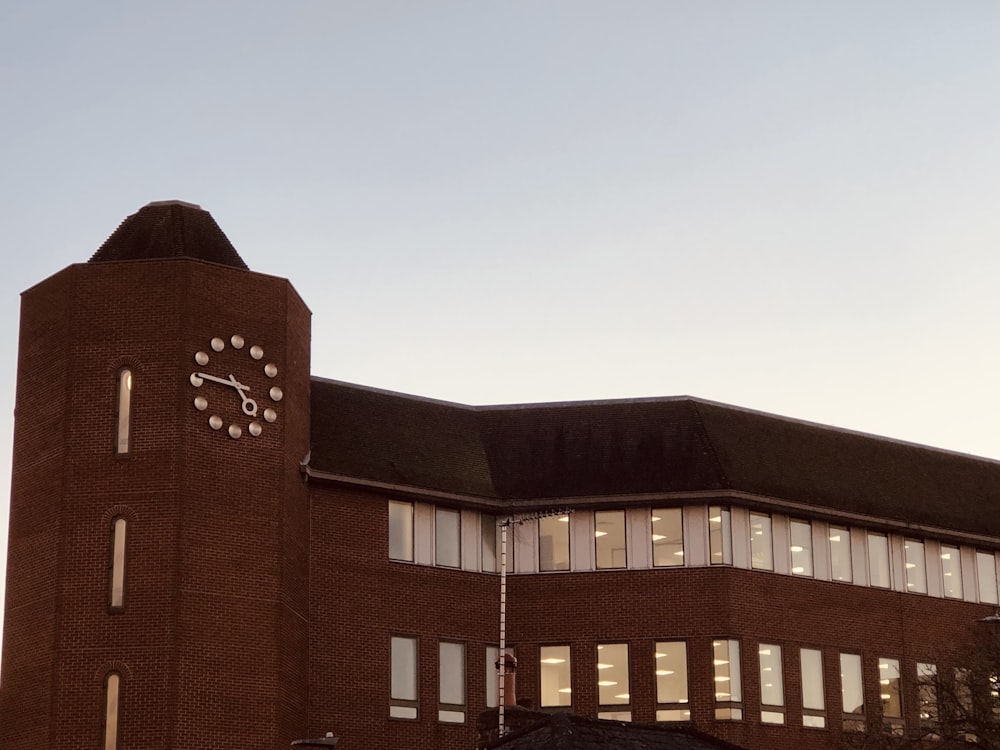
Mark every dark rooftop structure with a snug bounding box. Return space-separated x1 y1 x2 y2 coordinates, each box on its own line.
482 712 748 750
89 200 249 269
309 378 1000 539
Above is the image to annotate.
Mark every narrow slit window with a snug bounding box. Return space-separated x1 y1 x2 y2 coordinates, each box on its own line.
116 369 132 455
104 672 121 750
109 517 127 610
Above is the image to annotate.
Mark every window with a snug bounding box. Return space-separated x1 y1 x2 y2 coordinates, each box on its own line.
758 644 784 724
790 520 813 576
749 513 773 570
439 641 466 723
539 516 570 571
801 648 826 728
904 539 927 593
390 636 418 718
596 643 631 720
655 641 689 721
840 653 864 730
435 508 461 568
830 526 852 582
709 507 732 566
941 546 962 599
540 645 571 707
109 517 127 610
388 501 413 562
880 657 903 733
595 510 626 569
917 662 937 728
868 533 891 588
481 515 498 572
978 551 998 605
115 368 132 455
651 508 684 567
713 639 742 720
104 672 121 750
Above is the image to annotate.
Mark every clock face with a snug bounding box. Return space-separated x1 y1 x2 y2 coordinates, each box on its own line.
188 335 282 439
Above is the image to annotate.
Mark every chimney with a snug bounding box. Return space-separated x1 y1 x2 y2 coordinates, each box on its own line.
495 652 518 706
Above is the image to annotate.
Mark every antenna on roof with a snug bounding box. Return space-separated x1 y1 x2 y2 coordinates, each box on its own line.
497 508 573 737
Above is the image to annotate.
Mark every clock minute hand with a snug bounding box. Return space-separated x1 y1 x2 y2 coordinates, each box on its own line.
196 372 249 392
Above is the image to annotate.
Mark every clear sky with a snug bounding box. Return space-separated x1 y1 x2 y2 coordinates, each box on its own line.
1 1 999 640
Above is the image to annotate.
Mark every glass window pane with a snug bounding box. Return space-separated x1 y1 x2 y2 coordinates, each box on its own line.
435 508 461 568
388 501 413 561
978 551 998 605
391 636 417 701
438 642 465 722
486 646 499 708
868 533 890 588
597 643 629 706
801 648 825 711
595 511 626 569
539 516 570 571
651 508 684 567
713 639 741 704
750 513 773 570
104 673 120 750
830 526 852 582
110 518 127 609
655 641 688 707
759 644 784 723
840 653 864 715
116 369 132 455
709 507 732 565
540 645 571 707
940 546 962 599
917 662 937 726
904 540 926 593
481 515 497 572
879 658 902 719
790 521 813 576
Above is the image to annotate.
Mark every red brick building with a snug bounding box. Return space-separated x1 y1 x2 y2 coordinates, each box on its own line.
3 201 999 750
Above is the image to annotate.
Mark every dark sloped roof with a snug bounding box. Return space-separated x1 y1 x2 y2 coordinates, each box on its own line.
488 712 746 750
309 379 1000 537
89 201 249 269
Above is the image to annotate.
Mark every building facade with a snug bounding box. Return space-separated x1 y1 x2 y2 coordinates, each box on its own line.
3 201 1000 750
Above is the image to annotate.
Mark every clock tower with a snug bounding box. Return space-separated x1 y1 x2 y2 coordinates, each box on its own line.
1 201 312 749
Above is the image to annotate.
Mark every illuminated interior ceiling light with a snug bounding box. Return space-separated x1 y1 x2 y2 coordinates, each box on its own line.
594 531 608 537
541 658 566 664
713 659 729 666
716 691 731 698
614 693 630 700
879 663 890 669
597 680 617 686
880 679 890 685
906 562 917 568
758 648 771 655
558 516 569 522
709 515 722 523
941 552 952 559
650 516 661 522
792 566 805 573
829 534 841 542
714 676 731 682
651 534 666 541
881 693 891 700
790 545 804 552
654 652 666 659
596 663 613 670
558 688 572 693
655 670 674 676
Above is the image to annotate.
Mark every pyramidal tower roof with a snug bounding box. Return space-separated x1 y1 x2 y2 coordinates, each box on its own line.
88 200 249 270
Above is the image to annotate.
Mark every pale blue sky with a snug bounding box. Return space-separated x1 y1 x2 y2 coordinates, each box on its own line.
2 1 1000 637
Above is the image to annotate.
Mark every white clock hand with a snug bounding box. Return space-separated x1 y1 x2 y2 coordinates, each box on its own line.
196 372 249 391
